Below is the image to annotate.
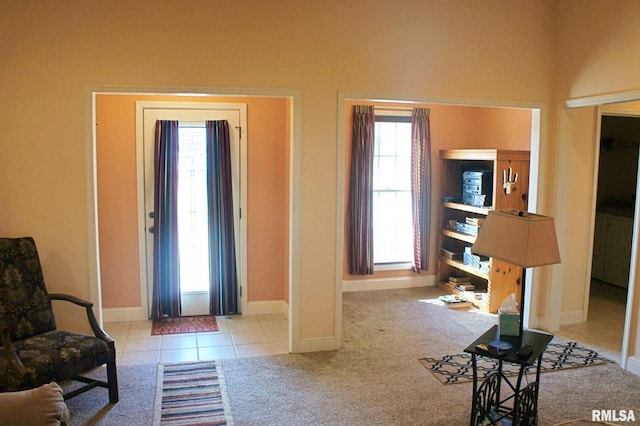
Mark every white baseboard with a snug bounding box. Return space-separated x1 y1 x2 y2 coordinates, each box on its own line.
103 306 148 323
294 335 342 353
103 299 289 323
243 299 289 318
625 356 640 377
559 309 585 325
342 274 435 292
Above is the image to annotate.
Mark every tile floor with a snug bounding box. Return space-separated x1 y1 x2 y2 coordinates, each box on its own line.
556 279 628 363
105 313 289 366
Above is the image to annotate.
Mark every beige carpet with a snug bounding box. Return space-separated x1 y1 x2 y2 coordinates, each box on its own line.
65 287 640 425
220 288 639 425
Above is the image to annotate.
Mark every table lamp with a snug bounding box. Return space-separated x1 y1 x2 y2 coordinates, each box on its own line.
471 209 561 342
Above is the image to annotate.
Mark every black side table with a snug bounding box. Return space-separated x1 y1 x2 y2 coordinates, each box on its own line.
464 325 553 425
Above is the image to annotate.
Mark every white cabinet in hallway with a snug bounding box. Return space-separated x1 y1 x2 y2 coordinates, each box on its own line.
592 210 633 288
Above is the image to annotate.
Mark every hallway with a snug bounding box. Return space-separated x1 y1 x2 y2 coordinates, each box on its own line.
556 279 627 363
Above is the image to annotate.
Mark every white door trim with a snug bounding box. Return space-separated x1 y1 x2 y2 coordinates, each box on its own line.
135 101 247 318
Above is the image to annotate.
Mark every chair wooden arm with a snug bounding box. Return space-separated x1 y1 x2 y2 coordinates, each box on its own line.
1 328 28 378
50 293 92 308
49 293 114 344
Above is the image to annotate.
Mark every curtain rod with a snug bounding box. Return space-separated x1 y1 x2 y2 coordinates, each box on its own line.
374 106 413 112
374 106 430 113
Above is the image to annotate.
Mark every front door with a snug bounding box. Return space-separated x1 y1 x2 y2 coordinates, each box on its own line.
137 101 246 316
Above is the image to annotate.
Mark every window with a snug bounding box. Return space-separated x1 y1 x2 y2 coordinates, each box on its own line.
372 114 413 266
177 124 210 292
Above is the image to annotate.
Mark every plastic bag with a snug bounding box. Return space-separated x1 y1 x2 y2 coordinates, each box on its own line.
499 293 519 314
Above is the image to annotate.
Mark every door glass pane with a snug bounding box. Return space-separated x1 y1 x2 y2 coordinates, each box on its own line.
178 126 210 292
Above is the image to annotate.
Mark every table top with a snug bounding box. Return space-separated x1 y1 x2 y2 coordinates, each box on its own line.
464 325 554 366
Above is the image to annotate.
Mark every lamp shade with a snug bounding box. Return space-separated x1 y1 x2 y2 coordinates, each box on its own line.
471 209 561 268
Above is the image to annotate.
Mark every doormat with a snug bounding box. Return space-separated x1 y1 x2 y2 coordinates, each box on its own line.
152 315 219 336
153 360 233 425
419 340 611 385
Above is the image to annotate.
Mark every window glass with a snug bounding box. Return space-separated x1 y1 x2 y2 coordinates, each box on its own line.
177 126 210 292
373 117 413 265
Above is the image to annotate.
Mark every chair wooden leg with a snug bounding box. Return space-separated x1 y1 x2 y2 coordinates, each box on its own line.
106 358 119 403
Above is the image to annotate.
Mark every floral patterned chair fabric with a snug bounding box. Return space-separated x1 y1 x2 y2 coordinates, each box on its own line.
0 237 118 403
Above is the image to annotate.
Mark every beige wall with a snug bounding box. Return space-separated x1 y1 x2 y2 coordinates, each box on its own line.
4 0 640 362
554 0 640 371
555 0 640 101
0 0 555 343
96 94 290 310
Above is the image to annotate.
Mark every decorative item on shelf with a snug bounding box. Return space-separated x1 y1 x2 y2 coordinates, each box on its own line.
462 170 493 207
471 209 561 343
455 221 479 236
502 166 519 195
463 247 489 270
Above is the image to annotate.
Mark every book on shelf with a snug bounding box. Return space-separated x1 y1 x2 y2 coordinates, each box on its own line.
440 281 457 291
448 275 471 283
465 217 484 226
455 283 475 292
440 248 462 260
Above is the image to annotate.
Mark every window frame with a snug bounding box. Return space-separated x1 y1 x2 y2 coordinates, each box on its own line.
372 110 413 270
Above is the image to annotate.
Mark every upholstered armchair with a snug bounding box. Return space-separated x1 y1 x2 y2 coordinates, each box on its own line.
0 237 118 403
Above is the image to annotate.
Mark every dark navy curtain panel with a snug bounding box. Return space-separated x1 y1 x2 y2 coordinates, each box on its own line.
152 120 181 319
206 120 239 316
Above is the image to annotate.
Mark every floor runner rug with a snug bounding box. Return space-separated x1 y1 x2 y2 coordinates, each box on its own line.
419 340 611 385
152 315 219 336
153 360 234 426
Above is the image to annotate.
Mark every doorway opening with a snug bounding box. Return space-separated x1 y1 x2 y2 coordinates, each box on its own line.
339 96 543 333
92 91 295 329
139 102 245 317
586 114 639 357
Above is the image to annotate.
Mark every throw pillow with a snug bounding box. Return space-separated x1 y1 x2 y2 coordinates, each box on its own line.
0 382 70 425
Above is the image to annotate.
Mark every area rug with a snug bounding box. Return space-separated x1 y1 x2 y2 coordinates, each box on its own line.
153 360 234 426
419 340 612 384
152 315 219 335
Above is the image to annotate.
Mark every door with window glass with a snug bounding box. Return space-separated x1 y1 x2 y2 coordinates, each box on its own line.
139 102 246 316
